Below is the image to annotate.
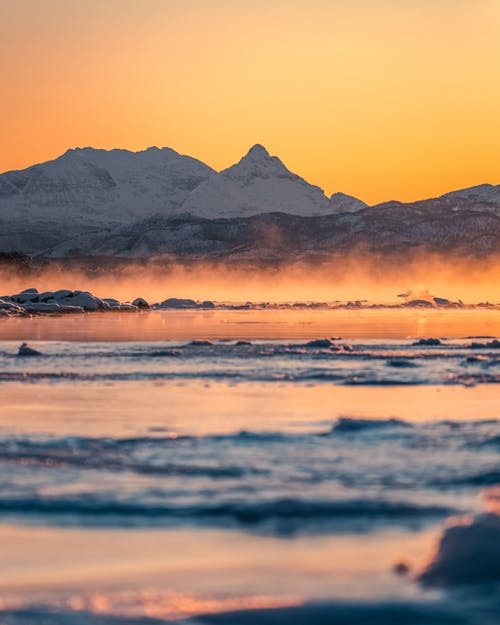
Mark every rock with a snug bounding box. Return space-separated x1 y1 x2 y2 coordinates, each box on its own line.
332 417 411 433
235 340 252 346
393 561 411 576
337 344 353 352
102 298 122 310
305 338 333 348
413 338 442 346
12 292 39 304
189 340 213 346
23 302 62 313
433 297 452 306
404 299 434 308
63 292 102 311
18 342 43 356
57 305 85 313
2 287 144 314
386 359 418 368
0 299 23 312
201 300 216 309
468 339 500 349
158 298 199 309
53 289 74 300
132 297 150 309
37 291 55 302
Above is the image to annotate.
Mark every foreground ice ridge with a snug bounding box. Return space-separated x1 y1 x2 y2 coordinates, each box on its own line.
2 597 497 624
1 420 500 623
1 287 499 317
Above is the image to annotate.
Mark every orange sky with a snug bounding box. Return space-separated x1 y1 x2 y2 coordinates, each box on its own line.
1 0 499 204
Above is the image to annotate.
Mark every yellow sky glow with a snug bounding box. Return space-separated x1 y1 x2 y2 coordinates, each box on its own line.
1 0 499 204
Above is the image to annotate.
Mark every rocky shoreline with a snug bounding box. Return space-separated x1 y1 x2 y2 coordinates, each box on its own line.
1 288 499 318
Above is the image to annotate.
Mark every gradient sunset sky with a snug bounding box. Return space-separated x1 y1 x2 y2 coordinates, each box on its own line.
2 0 499 204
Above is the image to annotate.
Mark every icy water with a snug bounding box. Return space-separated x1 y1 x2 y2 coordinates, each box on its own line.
1 309 500 624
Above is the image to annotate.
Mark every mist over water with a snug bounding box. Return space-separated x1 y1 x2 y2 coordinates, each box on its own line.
2 253 500 303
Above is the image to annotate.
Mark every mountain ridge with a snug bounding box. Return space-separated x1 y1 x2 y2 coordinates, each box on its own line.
0 145 499 259
0 144 365 224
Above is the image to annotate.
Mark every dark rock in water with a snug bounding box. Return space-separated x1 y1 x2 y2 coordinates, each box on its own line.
335 344 354 352
235 340 252 346
17 342 43 357
201 300 216 309
159 298 199 309
189 340 213 346
432 297 464 308
53 289 73 299
331 417 411 433
413 338 442 346
393 561 411 576
386 359 418 368
468 339 500 349
305 338 333 348
132 297 150 309
405 299 434 308
464 355 488 364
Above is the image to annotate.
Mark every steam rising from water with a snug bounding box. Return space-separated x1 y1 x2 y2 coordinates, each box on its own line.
1 253 499 303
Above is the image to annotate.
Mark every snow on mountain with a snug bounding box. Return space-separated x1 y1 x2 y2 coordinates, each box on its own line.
441 184 500 208
329 192 367 213
0 147 215 227
1 144 499 259
180 144 336 218
0 144 366 228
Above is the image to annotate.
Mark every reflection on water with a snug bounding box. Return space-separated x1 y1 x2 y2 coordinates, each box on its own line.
1 308 500 341
0 524 431 619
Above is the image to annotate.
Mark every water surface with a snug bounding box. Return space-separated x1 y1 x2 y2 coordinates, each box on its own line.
1 309 499 624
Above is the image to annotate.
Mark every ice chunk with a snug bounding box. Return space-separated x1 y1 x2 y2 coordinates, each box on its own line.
419 512 500 586
17 342 43 356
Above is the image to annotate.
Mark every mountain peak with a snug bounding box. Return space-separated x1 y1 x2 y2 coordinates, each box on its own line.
222 144 293 183
245 144 270 160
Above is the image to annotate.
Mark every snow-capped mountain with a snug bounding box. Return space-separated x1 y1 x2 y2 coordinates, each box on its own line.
0 147 215 227
0 144 364 228
180 144 337 218
0 144 498 259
